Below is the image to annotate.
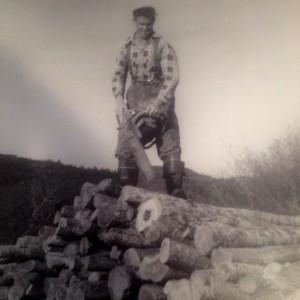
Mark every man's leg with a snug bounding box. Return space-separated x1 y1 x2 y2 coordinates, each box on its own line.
156 113 187 198
115 128 139 187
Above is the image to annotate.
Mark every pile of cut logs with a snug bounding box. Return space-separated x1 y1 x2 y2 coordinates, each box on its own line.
1 180 300 300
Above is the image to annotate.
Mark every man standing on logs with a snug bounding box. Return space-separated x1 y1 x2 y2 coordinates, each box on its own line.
112 6 186 198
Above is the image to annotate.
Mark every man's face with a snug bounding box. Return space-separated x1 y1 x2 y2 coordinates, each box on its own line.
134 16 155 40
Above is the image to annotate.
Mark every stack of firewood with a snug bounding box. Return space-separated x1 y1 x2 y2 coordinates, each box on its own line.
119 186 300 300
0 226 59 300
2 180 300 300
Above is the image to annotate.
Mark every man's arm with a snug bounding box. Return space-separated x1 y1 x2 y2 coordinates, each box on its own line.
145 40 180 116
112 44 128 120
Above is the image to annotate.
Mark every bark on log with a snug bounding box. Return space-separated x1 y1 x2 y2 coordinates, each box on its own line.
81 252 118 272
124 248 159 268
194 224 300 255
17 260 58 277
142 215 194 244
108 266 140 300
121 186 300 227
0 245 44 260
138 254 187 283
16 236 40 248
138 284 166 300
160 238 211 272
75 280 110 300
99 228 161 248
211 244 300 266
93 194 132 228
163 279 193 300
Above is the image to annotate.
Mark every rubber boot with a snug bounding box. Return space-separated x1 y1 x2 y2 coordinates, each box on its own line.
118 159 139 187
163 159 187 199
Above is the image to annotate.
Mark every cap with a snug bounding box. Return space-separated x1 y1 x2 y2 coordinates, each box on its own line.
133 6 156 21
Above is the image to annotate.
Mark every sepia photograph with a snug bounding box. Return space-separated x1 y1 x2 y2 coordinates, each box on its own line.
1 0 300 299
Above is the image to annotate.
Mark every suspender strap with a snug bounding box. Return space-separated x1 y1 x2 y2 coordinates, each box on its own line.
153 37 162 77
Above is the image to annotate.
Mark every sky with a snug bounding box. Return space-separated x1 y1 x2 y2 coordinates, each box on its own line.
1 0 300 177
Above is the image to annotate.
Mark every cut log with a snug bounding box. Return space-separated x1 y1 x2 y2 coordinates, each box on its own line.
97 178 113 193
99 228 161 248
61 205 76 218
54 284 68 300
55 218 77 240
44 234 69 247
142 215 194 244
80 182 98 208
110 245 122 260
108 266 140 300
17 260 58 277
138 284 166 300
8 273 42 300
75 280 110 300
0 287 9 300
88 271 108 283
54 211 62 225
63 242 80 257
74 196 83 209
160 238 211 272
189 269 214 300
0 245 44 260
25 284 45 298
44 277 59 296
81 252 117 272
65 256 85 270
163 279 193 300
124 248 159 268
45 252 67 269
80 237 93 255
16 236 40 248
74 209 92 222
75 219 97 236
194 224 300 255
93 194 131 228
0 275 14 287
58 269 76 285
138 254 187 283
38 225 56 241
211 244 300 266
121 186 300 227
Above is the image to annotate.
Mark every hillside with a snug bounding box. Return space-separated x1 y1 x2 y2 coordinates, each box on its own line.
1 154 299 244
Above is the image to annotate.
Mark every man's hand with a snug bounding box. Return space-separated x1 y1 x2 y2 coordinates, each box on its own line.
144 102 159 117
115 96 127 123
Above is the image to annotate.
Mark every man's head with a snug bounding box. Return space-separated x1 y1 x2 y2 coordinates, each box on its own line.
133 7 156 40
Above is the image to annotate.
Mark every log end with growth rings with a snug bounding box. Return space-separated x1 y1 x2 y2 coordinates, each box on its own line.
136 197 162 232
194 225 214 256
